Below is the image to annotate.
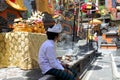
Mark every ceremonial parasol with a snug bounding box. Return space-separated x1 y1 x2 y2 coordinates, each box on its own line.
5 0 27 11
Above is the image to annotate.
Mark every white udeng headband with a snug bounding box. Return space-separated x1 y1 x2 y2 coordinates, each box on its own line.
47 23 62 33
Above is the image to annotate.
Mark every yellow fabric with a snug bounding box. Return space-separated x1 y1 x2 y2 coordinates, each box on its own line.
89 19 102 24
35 0 54 14
88 35 93 40
5 0 27 11
87 5 92 9
0 33 8 67
0 32 47 69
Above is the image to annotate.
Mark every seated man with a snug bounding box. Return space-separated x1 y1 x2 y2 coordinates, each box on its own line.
38 23 80 80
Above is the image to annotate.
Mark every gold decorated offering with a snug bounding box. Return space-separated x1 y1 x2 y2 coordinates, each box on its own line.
13 23 33 32
13 21 46 33
11 11 52 34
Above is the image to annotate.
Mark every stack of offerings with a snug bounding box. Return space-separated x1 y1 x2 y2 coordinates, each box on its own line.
13 18 46 33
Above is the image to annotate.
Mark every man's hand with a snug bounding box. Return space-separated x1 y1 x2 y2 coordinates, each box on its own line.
61 62 69 68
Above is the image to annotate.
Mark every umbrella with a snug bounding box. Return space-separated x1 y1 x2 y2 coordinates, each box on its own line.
81 2 97 13
89 19 102 24
5 0 27 11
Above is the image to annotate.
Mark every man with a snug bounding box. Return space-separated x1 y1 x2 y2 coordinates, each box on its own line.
38 23 80 80
93 32 98 50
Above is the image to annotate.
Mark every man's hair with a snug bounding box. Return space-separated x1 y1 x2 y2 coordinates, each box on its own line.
46 31 59 40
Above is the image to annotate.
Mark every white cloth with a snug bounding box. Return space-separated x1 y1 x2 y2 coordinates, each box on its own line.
38 40 64 74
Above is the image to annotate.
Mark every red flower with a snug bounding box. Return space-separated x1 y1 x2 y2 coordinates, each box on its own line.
10 0 15 3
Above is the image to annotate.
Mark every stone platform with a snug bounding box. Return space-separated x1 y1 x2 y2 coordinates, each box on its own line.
0 50 96 80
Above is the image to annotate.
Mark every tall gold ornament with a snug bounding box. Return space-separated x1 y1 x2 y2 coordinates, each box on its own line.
35 0 54 14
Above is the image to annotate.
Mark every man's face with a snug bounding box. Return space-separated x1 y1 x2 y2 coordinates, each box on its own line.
58 33 61 41
55 33 62 42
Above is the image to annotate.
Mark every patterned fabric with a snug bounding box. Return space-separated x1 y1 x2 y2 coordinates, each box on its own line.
45 67 77 80
0 32 47 69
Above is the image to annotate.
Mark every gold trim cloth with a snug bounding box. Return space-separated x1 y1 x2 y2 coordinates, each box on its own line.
0 32 47 69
